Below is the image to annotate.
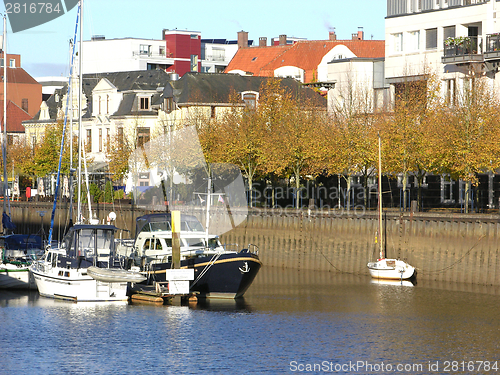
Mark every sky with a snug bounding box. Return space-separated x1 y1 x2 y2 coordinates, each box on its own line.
0 0 386 78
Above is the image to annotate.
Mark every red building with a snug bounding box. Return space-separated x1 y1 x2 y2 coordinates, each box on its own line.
162 29 201 76
0 52 42 118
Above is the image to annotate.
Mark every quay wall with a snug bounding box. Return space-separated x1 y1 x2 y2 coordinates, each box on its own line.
8 202 500 286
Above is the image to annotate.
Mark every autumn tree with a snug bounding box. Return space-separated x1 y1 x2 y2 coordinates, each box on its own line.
326 69 379 210
431 70 500 212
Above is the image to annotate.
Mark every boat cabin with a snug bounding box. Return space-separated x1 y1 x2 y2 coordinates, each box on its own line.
49 224 119 269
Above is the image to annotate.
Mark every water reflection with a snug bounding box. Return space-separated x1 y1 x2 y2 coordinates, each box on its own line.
2 266 500 374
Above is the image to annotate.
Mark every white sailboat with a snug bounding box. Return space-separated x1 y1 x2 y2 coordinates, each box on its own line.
30 1 145 302
367 134 416 281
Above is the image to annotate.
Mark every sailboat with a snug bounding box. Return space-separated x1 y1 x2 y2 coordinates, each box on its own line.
30 1 145 302
0 15 43 289
367 134 416 281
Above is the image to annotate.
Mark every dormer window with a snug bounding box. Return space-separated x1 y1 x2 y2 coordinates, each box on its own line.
139 96 150 110
241 91 259 109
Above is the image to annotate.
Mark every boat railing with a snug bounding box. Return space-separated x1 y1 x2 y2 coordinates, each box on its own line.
243 244 259 256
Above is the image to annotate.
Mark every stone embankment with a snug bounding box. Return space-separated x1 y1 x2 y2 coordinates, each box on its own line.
9 202 500 286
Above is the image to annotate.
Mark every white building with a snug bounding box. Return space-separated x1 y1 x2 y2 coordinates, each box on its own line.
385 0 500 99
82 37 173 74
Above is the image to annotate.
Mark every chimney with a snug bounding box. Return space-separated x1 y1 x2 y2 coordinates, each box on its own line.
329 28 336 41
355 27 364 40
259 37 267 47
238 30 249 49
279 34 287 46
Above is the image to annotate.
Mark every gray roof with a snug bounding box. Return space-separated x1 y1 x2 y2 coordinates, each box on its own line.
25 70 326 125
167 73 327 107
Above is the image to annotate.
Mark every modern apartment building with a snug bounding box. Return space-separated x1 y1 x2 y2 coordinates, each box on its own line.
385 0 500 99
81 30 242 76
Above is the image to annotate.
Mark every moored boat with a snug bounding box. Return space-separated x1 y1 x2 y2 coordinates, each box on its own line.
30 224 137 302
117 213 262 299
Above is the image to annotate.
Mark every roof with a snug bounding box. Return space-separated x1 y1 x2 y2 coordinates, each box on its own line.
225 39 385 82
168 72 326 107
0 100 31 133
0 67 40 85
224 45 291 76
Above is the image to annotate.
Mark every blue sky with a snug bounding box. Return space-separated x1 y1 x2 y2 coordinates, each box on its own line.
0 0 386 78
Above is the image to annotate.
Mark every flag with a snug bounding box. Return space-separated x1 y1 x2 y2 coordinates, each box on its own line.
218 195 224 203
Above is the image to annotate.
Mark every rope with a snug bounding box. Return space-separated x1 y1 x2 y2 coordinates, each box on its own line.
418 235 486 274
190 252 222 287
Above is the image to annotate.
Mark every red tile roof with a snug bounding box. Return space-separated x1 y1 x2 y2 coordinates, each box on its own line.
0 67 40 85
225 39 385 83
0 100 31 133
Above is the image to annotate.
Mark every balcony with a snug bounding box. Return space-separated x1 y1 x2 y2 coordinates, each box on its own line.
442 36 483 65
484 34 500 61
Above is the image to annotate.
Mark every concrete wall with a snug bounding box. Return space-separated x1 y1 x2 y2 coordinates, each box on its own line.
8 202 500 287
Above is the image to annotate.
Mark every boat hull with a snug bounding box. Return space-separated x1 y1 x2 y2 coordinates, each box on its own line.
31 266 129 302
0 263 36 289
147 251 262 299
367 259 416 280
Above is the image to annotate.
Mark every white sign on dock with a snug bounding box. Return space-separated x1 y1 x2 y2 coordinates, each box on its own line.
165 269 195 281
168 280 190 294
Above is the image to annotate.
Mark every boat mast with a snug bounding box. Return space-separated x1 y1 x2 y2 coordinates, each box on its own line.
2 14 11 221
47 2 80 245
77 0 83 223
205 172 211 247
378 133 384 259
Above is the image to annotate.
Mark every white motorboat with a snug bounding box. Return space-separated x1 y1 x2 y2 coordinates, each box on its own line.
31 224 136 302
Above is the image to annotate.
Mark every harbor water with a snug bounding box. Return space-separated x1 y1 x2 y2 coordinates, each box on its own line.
1 266 500 374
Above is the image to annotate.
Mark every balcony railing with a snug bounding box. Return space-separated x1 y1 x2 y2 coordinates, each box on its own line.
484 34 500 60
132 51 170 59
442 36 483 64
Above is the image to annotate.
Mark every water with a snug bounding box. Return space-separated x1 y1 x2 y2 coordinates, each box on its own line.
1 268 500 375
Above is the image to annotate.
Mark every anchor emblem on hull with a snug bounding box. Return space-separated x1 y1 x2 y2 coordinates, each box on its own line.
239 262 250 273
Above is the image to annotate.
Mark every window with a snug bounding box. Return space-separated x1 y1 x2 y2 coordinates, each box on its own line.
408 31 420 52
117 127 124 146
242 91 258 109
445 79 456 106
137 128 150 148
444 26 455 41
21 98 28 113
99 128 102 152
139 44 150 55
86 129 92 152
426 28 437 49
159 46 165 56
393 33 403 53
421 0 433 10
98 96 101 115
211 106 216 118
164 97 173 113
190 54 198 72
9 59 15 68
31 135 36 147
106 95 109 114
139 97 150 110
387 0 407 16
106 128 110 150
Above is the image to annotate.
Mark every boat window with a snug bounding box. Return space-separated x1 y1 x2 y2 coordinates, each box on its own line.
207 238 219 249
149 222 171 232
185 220 204 232
154 239 162 250
184 238 205 247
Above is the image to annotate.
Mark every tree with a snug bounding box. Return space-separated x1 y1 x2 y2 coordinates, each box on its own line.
431 71 500 212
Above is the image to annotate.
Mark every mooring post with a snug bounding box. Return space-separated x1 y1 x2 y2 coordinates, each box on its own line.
172 210 180 269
